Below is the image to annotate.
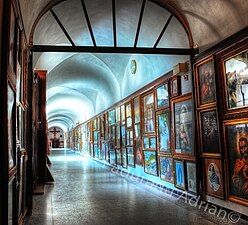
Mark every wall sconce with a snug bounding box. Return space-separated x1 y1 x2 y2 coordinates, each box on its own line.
173 63 188 80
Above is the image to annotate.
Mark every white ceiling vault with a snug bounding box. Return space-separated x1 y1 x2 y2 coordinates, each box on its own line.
19 0 248 131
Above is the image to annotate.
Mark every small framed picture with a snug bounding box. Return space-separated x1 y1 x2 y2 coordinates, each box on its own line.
204 158 225 199
143 151 158 176
186 161 197 194
174 159 185 190
170 76 181 97
159 156 174 183
142 91 155 134
156 82 169 109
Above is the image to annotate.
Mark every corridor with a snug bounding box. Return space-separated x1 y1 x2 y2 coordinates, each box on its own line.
25 150 247 225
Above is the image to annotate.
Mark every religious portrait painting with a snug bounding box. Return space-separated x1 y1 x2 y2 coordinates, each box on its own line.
142 92 155 134
156 110 171 154
143 151 158 176
186 161 197 194
174 159 185 190
173 95 193 155
204 158 224 199
195 57 216 107
225 121 248 205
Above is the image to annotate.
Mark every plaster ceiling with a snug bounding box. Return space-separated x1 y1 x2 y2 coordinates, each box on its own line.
19 0 248 131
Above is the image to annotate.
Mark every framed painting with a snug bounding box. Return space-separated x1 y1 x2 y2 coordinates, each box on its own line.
134 124 141 139
159 156 174 183
186 161 197 194
172 94 194 156
134 96 140 123
109 150 116 166
224 120 248 205
122 148 127 168
116 125 121 148
222 48 248 112
195 56 216 108
116 106 120 123
127 147 135 167
204 158 225 199
121 104 125 125
143 137 149 149
8 83 15 172
156 109 171 154
143 150 158 176
174 159 185 190
198 108 220 156
126 102 132 128
149 137 156 149
135 138 143 166
121 125 126 147
126 130 133 146
116 149 122 165
170 76 181 97
108 109 116 126
108 126 115 151
8 4 16 74
156 82 169 109
142 91 155 134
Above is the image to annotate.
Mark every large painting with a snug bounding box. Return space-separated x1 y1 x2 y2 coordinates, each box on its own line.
159 156 174 183
134 96 140 123
173 95 194 155
156 110 170 154
143 151 158 176
225 121 248 205
224 50 248 110
142 92 155 134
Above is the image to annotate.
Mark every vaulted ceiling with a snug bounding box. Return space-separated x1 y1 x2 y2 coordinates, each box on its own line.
19 0 248 131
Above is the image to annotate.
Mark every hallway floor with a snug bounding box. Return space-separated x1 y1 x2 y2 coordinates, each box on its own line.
25 150 248 225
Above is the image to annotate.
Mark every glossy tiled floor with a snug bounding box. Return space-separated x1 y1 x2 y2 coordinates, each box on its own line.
25 149 248 225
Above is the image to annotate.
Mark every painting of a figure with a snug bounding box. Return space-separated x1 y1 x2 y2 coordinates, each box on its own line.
143 92 155 133
157 110 170 153
174 160 185 189
226 122 248 205
174 98 193 155
204 158 224 199
198 58 216 105
225 50 248 109
159 156 174 183
186 162 197 193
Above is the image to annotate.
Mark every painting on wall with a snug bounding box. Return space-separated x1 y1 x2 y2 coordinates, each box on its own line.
122 148 127 168
126 102 132 128
156 82 169 109
173 95 194 156
156 110 170 154
134 96 140 123
108 109 116 126
159 156 174 183
225 121 248 205
143 151 158 176
204 158 224 199
199 108 220 155
135 138 143 166
186 161 197 194
170 76 181 97
127 147 135 167
224 50 248 110
142 92 155 134
195 57 216 107
174 159 185 190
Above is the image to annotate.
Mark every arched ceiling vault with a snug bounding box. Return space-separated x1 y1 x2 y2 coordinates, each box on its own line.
19 0 248 130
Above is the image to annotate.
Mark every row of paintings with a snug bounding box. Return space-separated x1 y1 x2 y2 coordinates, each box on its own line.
143 151 197 193
195 46 248 114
